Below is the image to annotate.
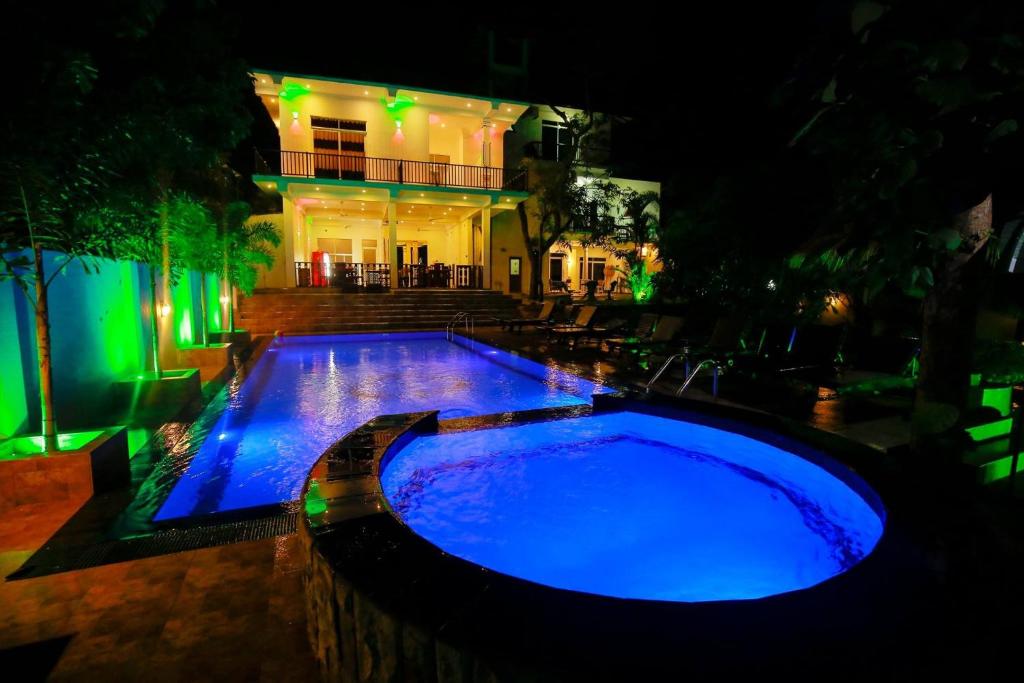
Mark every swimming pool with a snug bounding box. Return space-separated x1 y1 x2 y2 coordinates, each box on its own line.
154 333 608 520
381 410 885 602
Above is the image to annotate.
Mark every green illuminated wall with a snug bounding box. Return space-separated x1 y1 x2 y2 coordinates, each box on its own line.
0 249 222 437
0 282 30 438
0 251 151 434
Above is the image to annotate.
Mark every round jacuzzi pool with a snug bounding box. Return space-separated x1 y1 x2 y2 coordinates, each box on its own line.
380 410 885 602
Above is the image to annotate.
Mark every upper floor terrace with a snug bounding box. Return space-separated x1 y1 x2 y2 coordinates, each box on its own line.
252 70 530 193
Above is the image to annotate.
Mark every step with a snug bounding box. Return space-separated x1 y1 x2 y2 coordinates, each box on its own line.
963 448 1023 485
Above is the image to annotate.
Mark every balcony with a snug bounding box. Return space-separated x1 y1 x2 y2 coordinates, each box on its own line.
257 150 528 192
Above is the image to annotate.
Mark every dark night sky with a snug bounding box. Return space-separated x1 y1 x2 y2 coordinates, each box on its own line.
226 1 841 185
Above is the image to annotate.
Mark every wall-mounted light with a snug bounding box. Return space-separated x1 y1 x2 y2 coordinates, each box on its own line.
158 303 171 318
219 295 230 304
292 111 299 120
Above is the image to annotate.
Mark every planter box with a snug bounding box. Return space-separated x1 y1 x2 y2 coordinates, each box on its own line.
0 427 130 512
209 329 251 346
111 368 202 426
175 342 233 381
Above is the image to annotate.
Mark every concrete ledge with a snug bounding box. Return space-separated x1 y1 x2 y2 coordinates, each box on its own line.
209 330 251 346
111 369 202 426
0 427 130 512
175 343 233 381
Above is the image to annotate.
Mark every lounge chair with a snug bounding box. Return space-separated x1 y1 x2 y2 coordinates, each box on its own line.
546 305 599 341
499 300 556 333
619 316 688 368
604 313 659 353
562 317 629 349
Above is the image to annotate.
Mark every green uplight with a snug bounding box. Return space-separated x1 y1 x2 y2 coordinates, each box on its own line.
305 479 328 516
278 83 310 101
381 94 415 124
0 430 104 459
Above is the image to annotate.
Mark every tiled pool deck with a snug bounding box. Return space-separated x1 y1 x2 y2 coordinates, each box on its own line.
2 326 1019 679
0 499 315 680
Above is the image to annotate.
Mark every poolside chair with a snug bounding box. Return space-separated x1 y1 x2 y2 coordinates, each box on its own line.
604 313 659 353
631 315 686 355
499 299 556 333
546 305 599 340
562 317 629 349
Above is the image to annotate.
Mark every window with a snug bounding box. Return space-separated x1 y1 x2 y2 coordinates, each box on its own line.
361 239 377 264
541 120 570 161
317 237 353 263
311 117 366 179
579 257 606 282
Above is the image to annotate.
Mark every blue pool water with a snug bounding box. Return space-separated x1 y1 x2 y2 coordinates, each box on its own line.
155 333 607 520
382 411 885 602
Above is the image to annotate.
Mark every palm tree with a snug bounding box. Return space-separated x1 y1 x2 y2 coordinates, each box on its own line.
613 189 660 303
222 202 281 331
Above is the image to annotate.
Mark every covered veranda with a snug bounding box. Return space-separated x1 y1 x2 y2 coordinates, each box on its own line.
255 175 527 291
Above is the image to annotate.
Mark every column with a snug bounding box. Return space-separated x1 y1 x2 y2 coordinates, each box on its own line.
283 197 296 287
387 201 398 290
481 206 491 289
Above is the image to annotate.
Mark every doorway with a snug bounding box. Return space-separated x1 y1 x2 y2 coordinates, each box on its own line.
549 253 565 288
509 256 522 293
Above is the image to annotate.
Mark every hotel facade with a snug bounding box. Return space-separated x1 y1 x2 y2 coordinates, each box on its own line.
250 70 659 298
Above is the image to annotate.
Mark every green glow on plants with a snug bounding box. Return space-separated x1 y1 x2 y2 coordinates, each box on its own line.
278 83 310 101
0 430 104 459
622 261 655 303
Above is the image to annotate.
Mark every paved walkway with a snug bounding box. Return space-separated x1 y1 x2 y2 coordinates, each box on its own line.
0 500 316 681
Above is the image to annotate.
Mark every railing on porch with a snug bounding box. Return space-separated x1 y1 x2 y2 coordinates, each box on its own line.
295 262 391 291
257 150 528 192
294 262 484 290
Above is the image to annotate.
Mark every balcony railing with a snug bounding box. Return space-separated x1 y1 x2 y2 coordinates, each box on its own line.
258 150 527 192
294 262 484 290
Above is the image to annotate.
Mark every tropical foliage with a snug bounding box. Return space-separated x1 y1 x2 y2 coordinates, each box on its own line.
516 108 621 300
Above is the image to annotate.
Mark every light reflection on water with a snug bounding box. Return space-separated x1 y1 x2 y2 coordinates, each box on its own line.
154 333 606 520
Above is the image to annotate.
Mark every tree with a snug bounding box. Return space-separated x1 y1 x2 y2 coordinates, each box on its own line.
516 108 621 300
655 158 837 325
170 199 219 347
0 11 147 447
788 0 1024 446
222 203 281 331
0 1 254 445
610 189 660 302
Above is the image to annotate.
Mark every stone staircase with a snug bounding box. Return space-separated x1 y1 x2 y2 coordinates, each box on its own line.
238 289 522 335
